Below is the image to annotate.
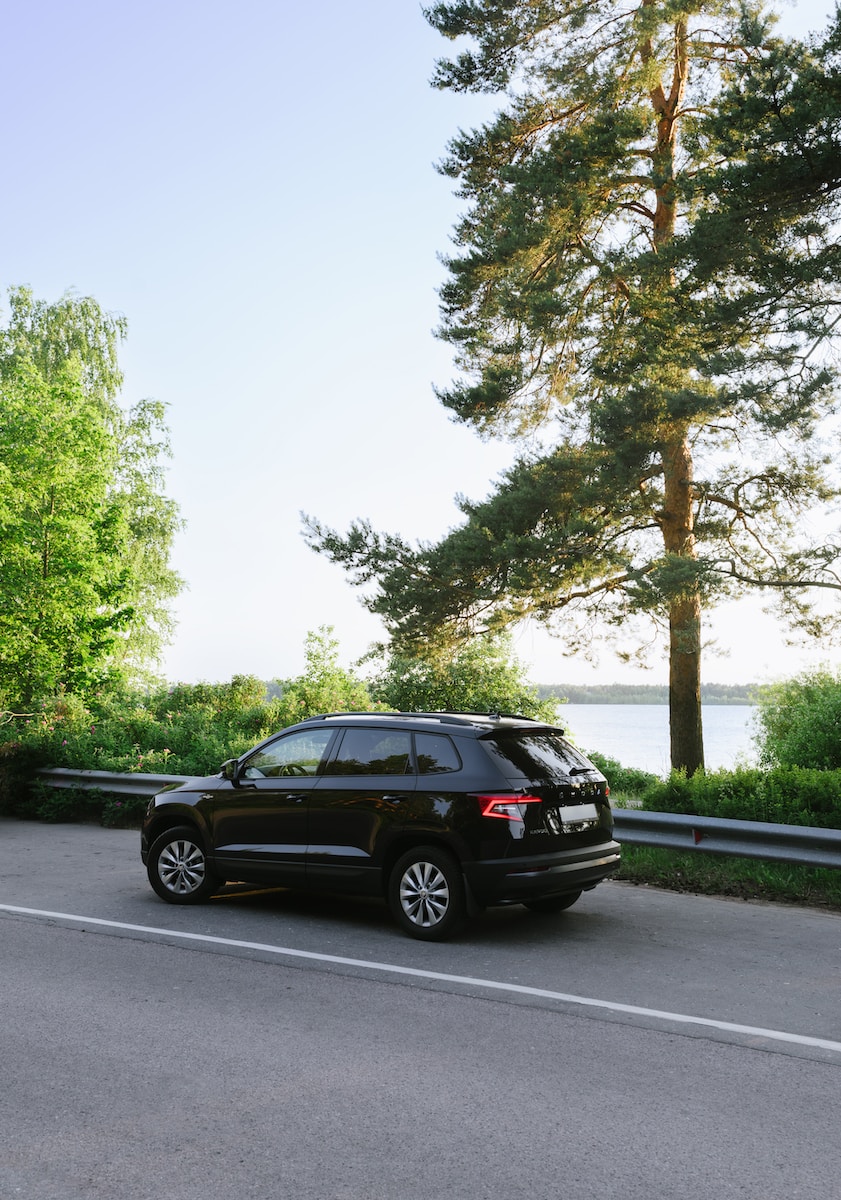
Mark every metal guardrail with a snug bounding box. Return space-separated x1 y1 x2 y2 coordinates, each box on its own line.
34 768 841 870
36 767 193 798
613 808 841 870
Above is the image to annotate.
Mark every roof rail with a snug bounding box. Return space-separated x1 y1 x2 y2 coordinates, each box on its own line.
298 710 546 727
299 711 393 723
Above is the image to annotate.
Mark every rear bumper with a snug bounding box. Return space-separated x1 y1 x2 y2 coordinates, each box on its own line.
463 839 621 905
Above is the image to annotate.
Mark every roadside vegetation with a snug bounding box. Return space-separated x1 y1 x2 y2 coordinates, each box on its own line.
615 848 841 911
2 638 840 910
0 628 552 826
589 669 841 911
590 755 841 912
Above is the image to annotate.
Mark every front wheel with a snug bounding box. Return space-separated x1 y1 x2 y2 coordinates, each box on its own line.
147 826 220 904
523 890 582 914
388 846 466 941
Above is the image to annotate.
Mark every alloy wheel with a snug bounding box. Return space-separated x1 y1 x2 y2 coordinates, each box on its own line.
157 837 207 896
399 859 451 928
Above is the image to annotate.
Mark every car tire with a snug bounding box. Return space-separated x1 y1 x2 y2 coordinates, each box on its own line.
147 826 220 904
388 846 466 941
523 890 582 914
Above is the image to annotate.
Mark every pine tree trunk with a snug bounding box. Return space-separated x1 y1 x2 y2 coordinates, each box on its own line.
661 433 705 774
648 15 702 773
669 592 704 774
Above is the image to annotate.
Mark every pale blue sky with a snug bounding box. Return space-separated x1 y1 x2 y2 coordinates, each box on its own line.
1 0 838 688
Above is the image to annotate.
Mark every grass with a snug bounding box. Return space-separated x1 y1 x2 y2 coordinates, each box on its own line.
616 844 841 911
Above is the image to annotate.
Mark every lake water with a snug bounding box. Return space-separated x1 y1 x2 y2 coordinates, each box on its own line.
558 704 758 776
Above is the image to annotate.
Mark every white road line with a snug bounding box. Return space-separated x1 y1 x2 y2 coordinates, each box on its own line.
3 902 840 1054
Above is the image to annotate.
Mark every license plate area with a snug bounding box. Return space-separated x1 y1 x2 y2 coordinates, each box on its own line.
554 802 599 833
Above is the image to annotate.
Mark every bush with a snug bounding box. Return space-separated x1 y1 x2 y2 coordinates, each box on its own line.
0 628 380 823
638 765 841 828
584 751 659 800
0 738 45 816
2 677 282 776
754 670 841 770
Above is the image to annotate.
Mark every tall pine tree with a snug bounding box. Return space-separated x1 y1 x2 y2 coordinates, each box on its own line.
306 1 841 772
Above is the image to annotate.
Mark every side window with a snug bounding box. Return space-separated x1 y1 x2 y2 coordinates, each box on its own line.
415 732 462 775
243 728 334 779
324 729 412 776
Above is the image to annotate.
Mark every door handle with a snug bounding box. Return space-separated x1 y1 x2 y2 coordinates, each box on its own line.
382 794 411 803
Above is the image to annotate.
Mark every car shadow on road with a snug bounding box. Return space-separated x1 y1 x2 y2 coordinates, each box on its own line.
206 880 614 948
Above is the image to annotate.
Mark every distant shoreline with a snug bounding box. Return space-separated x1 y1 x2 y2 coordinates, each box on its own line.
537 683 756 706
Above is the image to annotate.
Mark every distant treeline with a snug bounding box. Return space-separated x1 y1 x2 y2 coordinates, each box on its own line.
265 678 757 707
536 683 756 705
268 681 753 705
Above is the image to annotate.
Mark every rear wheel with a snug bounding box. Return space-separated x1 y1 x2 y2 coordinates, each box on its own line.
388 846 466 941
523 890 582 914
147 826 220 904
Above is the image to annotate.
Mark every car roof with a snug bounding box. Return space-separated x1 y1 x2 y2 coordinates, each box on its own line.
296 711 563 735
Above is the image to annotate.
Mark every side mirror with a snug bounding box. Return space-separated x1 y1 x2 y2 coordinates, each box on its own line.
221 758 239 783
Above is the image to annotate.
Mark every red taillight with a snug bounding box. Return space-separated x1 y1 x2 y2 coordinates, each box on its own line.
476 793 542 822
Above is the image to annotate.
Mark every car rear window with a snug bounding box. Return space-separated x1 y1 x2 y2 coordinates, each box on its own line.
480 731 596 781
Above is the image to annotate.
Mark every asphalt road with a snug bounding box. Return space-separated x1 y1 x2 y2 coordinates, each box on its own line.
1 818 840 1199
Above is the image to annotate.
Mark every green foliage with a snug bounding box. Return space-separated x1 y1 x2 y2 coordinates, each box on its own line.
0 629 381 821
0 287 182 708
274 626 376 723
692 16 841 287
753 670 841 770
0 737 43 815
584 752 659 800
638 766 841 829
368 634 557 720
1 675 284 790
27 782 104 825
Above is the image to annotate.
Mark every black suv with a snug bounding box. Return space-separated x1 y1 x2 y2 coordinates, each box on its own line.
140 711 620 940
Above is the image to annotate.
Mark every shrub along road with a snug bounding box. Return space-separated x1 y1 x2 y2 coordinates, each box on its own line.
1 819 840 1198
